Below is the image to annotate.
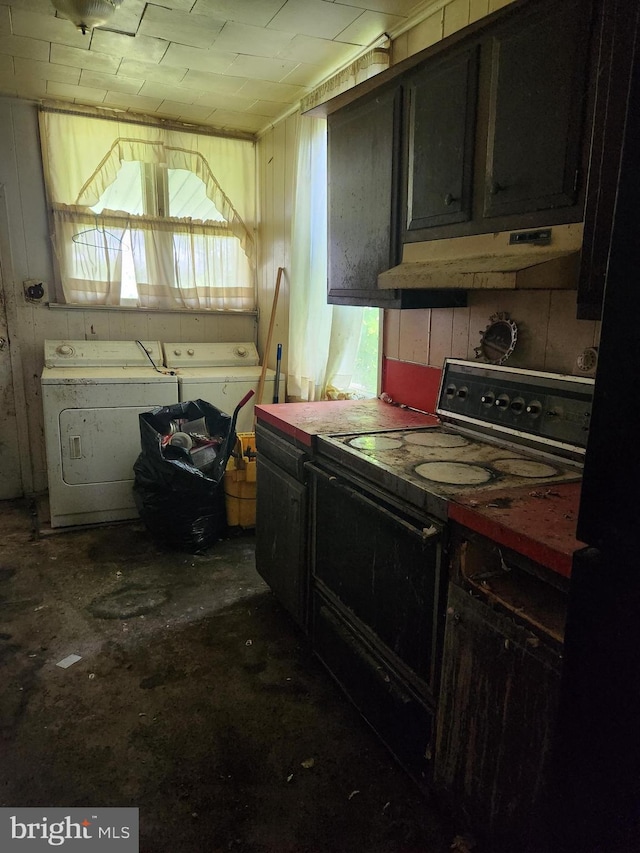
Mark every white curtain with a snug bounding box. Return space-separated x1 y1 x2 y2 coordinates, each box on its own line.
287 115 363 401
39 109 256 310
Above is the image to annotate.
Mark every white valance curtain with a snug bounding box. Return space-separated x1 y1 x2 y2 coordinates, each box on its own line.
39 109 256 310
287 115 363 401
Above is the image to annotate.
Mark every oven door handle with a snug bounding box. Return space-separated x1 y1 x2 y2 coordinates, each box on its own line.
306 462 442 543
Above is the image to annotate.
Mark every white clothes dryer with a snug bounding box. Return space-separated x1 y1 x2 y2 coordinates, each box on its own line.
163 342 285 434
41 340 178 528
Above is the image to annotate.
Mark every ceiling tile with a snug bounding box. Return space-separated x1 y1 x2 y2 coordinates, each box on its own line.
212 21 295 57
47 80 107 102
138 80 198 103
268 0 362 40
118 57 187 84
139 6 223 49
339 0 415 12
102 91 163 112
279 63 323 86
161 42 236 73
101 0 146 36
206 107 265 131
245 98 291 117
0 33 49 62
336 9 404 45
191 0 286 27
17 80 49 99
236 77 305 103
0 52 13 76
11 8 88 48
226 54 299 83
14 56 81 83
276 33 358 66
146 0 196 11
194 89 256 110
80 69 143 94
6 0 56 13
0 6 11 35
156 100 215 122
182 68 247 95
91 30 168 63
51 43 120 73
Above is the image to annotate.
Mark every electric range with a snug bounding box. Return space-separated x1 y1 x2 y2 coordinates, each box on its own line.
317 359 594 522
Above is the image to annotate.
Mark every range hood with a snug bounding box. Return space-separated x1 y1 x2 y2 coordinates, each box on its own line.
378 223 583 291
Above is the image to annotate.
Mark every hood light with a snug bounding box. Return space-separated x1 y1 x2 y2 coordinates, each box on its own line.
51 0 124 34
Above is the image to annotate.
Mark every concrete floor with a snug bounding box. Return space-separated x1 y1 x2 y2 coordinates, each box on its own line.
0 500 458 853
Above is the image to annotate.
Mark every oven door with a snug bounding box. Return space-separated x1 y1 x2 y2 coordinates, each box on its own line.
307 460 446 782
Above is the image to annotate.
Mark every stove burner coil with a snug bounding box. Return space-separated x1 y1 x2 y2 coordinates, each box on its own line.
349 435 403 451
414 461 494 485
404 432 469 448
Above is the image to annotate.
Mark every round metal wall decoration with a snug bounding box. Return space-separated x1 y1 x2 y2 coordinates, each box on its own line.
474 312 518 364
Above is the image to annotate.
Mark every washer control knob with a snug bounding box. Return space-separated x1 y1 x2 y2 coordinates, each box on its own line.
173 349 182 356
56 344 74 356
526 401 542 416
187 348 195 356
495 394 510 409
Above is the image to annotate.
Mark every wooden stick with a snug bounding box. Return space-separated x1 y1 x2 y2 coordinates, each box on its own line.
256 266 284 409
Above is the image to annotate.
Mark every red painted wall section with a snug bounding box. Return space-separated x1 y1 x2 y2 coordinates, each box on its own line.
381 357 443 414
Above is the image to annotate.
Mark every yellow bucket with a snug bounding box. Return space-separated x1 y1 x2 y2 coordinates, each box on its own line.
224 433 257 528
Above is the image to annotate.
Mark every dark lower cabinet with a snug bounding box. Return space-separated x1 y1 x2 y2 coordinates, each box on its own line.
434 582 562 852
255 423 309 630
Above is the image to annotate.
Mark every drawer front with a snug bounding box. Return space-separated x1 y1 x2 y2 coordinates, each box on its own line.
313 593 434 789
255 422 308 480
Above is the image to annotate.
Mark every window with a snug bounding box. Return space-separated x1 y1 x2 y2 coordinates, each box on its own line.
39 109 256 311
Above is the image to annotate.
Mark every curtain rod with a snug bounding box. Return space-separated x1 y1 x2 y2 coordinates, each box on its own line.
39 101 256 143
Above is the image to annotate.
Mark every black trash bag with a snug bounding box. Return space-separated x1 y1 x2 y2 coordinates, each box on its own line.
133 399 236 552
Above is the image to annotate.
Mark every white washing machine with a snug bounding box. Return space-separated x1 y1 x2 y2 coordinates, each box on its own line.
41 340 178 528
163 342 285 434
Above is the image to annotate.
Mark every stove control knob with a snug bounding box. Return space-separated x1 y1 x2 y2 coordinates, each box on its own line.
457 387 468 400
173 349 182 356
56 344 74 357
510 398 525 414
481 392 495 406
526 401 542 417
187 348 195 356
495 394 510 409
235 346 249 358
445 384 456 398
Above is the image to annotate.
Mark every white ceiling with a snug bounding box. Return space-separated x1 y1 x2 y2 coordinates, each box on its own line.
0 0 424 136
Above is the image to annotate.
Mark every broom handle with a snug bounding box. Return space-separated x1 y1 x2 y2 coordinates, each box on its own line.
256 266 284 408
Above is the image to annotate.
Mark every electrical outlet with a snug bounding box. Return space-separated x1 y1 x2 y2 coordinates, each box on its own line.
24 279 45 302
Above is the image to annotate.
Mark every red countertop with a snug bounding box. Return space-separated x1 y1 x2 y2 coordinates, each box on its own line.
448 482 586 578
255 400 584 577
255 399 438 448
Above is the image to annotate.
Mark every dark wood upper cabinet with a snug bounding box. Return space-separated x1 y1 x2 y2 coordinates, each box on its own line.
406 48 479 231
327 85 466 308
327 85 403 308
484 0 590 219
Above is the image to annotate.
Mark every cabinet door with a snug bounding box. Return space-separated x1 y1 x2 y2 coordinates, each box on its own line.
406 48 478 231
484 0 589 219
327 86 402 307
434 583 561 852
255 454 308 630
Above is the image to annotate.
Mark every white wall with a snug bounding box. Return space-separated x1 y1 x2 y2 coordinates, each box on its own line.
0 97 256 494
